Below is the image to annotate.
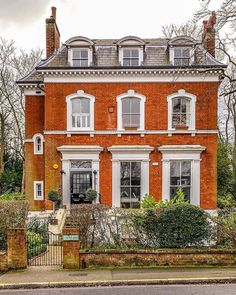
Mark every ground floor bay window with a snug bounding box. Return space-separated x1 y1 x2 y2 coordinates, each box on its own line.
159 145 205 206
108 145 153 208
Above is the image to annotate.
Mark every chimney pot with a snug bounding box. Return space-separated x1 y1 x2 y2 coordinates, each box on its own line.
51 7 56 20
202 11 216 57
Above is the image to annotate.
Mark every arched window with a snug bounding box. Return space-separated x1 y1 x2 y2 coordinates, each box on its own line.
117 90 146 131
33 134 44 155
167 89 196 131
66 90 95 131
71 98 90 128
172 97 190 128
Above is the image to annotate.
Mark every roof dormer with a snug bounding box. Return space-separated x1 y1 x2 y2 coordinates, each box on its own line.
65 36 94 67
168 36 197 66
116 36 146 67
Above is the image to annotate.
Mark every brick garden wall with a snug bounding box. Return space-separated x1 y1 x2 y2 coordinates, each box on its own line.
0 252 8 271
79 249 236 268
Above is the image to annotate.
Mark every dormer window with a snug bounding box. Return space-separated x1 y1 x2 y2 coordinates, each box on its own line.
72 49 89 67
123 49 140 66
174 47 190 66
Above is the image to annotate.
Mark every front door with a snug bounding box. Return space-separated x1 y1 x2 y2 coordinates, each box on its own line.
70 171 92 204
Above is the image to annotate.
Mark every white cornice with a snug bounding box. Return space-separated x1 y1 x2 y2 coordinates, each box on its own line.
57 145 103 154
158 145 206 153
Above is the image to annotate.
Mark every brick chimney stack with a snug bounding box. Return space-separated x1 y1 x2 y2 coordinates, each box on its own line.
202 11 216 57
46 7 60 59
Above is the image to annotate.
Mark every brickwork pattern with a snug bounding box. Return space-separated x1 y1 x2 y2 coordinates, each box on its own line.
63 228 80 269
7 229 27 269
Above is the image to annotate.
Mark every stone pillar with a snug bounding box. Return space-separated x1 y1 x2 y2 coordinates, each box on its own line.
7 228 27 269
63 228 80 269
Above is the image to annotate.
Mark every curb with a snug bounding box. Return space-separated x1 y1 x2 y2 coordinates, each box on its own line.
1 277 236 289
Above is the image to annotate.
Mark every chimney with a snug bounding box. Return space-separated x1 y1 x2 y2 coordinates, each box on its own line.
202 11 216 57
46 7 60 59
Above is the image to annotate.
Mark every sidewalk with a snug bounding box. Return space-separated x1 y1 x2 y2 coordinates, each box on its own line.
1 266 236 289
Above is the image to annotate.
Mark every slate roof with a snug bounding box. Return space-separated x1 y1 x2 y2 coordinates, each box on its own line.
18 36 226 84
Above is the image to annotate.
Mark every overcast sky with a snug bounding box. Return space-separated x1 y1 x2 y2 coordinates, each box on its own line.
0 0 220 57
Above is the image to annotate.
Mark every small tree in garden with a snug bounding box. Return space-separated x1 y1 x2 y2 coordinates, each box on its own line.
48 190 59 213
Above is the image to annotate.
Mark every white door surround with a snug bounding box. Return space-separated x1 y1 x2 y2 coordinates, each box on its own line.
108 145 153 207
57 145 103 206
158 145 206 206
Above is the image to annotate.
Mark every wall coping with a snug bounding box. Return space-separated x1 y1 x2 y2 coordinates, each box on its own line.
80 248 236 255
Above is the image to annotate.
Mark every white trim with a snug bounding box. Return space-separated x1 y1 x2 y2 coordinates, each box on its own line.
108 145 153 207
42 129 218 136
167 89 196 131
23 89 44 96
159 145 206 206
116 89 146 131
66 90 95 132
34 181 44 201
57 145 103 206
44 74 220 83
33 133 44 155
169 47 195 66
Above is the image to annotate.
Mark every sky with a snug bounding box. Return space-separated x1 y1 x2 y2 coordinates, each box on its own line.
0 0 221 58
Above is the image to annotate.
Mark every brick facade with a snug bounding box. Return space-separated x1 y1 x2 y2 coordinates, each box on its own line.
24 81 218 210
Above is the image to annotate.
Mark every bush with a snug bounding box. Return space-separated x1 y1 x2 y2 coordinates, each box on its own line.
85 188 97 202
0 200 28 250
218 194 236 209
48 190 59 202
135 204 212 248
0 191 25 201
140 188 188 209
27 231 47 259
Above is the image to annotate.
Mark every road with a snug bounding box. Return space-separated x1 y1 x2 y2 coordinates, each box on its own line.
0 284 236 295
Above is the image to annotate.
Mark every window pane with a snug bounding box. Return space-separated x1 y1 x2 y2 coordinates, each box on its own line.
174 48 182 58
120 162 130 185
80 50 88 58
181 161 191 185
182 187 191 202
130 59 139 66
170 186 178 199
173 98 181 113
130 114 140 127
123 59 131 66
81 98 90 113
183 48 190 58
131 162 141 185
131 98 140 113
122 98 131 113
72 99 81 113
80 59 89 67
71 161 92 169
72 115 76 127
123 49 131 58
170 161 180 185
131 49 139 58
122 114 131 127
73 50 80 59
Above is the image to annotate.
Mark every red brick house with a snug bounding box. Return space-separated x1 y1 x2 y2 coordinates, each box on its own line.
18 8 226 211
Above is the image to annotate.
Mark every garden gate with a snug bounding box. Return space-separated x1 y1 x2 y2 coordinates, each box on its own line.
27 231 63 266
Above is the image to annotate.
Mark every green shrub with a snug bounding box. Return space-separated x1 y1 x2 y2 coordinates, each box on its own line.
218 194 236 209
85 188 97 202
135 204 212 248
48 190 59 202
27 232 47 259
0 191 25 201
140 188 188 209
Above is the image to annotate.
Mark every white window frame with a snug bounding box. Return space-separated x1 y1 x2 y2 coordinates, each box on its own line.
66 90 95 132
169 46 195 66
108 145 153 208
159 145 206 206
68 47 93 67
167 89 196 131
34 181 44 200
33 133 44 155
116 90 146 131
119 47 143 66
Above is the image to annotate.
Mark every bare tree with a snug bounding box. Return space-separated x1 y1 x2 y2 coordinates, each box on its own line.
0 37 43 192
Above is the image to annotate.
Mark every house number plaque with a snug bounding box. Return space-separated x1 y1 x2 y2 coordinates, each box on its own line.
63 235 79 241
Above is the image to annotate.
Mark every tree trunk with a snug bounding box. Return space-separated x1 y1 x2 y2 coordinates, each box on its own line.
0 113 5 175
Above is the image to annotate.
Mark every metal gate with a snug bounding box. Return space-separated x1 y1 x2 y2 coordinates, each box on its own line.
27 231 63 266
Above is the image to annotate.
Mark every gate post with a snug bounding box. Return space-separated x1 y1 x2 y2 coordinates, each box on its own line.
7 228 27 269
63 227 80 269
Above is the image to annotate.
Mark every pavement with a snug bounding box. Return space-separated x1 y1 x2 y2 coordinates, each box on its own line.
1 266 236 289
